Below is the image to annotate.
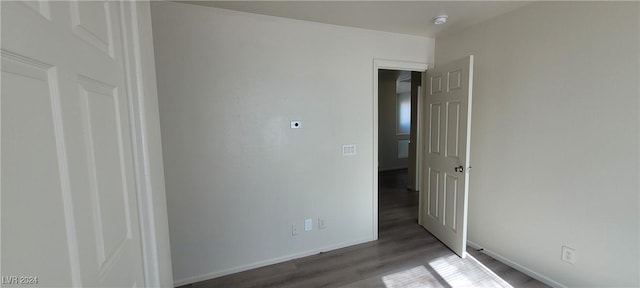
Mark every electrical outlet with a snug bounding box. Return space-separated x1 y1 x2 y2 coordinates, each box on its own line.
318 218 326 229
304 218 313 231
342 144 356 156
292 224 299 236
561 245 576 264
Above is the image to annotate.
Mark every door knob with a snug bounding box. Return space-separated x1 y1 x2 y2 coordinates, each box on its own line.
454 166 464 172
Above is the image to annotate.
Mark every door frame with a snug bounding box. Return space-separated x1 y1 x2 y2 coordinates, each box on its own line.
372 59 429 240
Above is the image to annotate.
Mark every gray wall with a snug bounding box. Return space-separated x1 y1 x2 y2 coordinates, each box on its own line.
150 2 433 285
435 2 639 287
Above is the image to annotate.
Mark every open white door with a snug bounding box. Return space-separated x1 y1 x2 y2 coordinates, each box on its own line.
420 55 474 258
2 1 160 286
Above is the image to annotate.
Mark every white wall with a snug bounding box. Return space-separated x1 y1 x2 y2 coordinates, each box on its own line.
378 70 409 171
435 2 639 287
150 2 433 285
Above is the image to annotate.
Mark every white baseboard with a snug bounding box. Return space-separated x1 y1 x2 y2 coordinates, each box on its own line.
173 237 373 287
467 241 567 288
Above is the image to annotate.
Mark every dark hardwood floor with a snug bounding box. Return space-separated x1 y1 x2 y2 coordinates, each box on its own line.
181 169 548 288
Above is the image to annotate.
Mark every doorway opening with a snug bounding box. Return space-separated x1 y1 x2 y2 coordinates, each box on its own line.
377 69 423 232
372 59 428 240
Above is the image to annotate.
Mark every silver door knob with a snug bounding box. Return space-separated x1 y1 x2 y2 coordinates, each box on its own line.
454 166 464 172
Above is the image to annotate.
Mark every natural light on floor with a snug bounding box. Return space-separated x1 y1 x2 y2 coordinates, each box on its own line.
381 254 514 288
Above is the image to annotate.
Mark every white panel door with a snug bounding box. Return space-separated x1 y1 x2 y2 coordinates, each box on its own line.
420 56 474 258
2 1 145 286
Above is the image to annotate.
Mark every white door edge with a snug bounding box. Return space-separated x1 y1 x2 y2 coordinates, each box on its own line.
123 2 174 286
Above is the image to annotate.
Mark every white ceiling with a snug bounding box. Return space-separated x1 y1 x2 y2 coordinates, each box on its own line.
178 1 531 38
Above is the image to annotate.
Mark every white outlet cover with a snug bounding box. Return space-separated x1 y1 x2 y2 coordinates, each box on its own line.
342 144 356 156
290 120 302 129
318 218 326 229
561 245 576 264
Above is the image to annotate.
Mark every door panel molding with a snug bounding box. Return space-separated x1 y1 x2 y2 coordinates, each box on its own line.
70 1 115 58
21 0 51 20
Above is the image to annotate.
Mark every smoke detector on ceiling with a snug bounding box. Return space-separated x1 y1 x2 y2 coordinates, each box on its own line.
433 15 448 25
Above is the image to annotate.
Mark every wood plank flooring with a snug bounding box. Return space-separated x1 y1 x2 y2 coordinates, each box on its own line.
181 170 549 288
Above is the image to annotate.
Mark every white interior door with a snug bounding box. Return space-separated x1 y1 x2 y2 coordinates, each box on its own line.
420 55 474 258
2 1 145 286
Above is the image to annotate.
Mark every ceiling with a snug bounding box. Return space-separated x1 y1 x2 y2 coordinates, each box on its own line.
178 1 531 38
